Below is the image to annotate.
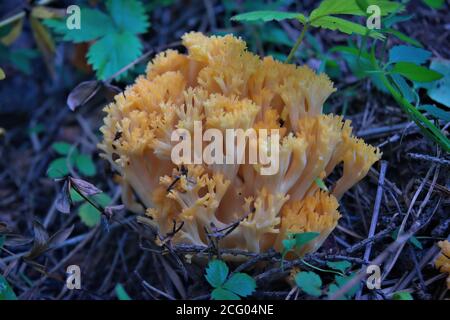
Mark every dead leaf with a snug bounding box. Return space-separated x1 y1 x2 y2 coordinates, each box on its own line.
48 225 74 248
55 180 71 214
25 220 49 260
29 16 55 77
67 80 103 111
67 81 121 111
31 6 65 19
69 177 102 196
0 16 24 46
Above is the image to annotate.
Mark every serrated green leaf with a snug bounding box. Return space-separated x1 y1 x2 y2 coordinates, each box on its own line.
52 142 74 155
75 154 96 177
78 202 101 227
388 45 431 65
106 0 150 34
311 16 384 39
293 232 320 249
211 287 240 300
44 8 115 43
223 273 256 297
310 0 402 19
295 271 322 297
326 260 352 273
418 105 450 122
115 283 132 300
392 291 413 300
47 158 69 178
231 11 305 23
391 62 443 82
87 31 142 80
0 67 5 80
205 260 229 288
422 0 445 9
0 275 17 300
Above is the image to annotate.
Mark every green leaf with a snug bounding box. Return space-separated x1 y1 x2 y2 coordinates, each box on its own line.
115 283 132 300
75 154 96 177
425 59 450 107
392 291 413 300
231 11 306 23
422 0 445 9
314 177 328 191
211 287 240 300
0 67 5 80
78 194 111 227
326 260 352 273
293 232 320 249
311 16 384 39
391 229 423 250
69 188 84 202
7 49 39 74
47 158 69 178
87 31 142 80
383 28 422 47
327 283 345 300
52 142 74 155
295 271 322 297
310 0 402 19
418 105 450 122
282 238 296 251
78 202 101 227
335 274 360 299
391 62 443 82
92 193 112 207
0 275 17 300
223 273 256 298
106 0 150 34
205 260 229 288
44 8 115 43
388 45 431 65
260 25 293 47
391 74 416 103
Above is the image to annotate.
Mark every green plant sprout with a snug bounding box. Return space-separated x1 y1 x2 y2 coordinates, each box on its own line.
47 141 96 179
205 260 256 300
44 0 149 80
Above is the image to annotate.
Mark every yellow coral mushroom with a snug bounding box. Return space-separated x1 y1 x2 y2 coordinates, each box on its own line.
99 32 381 257
435 240 450 289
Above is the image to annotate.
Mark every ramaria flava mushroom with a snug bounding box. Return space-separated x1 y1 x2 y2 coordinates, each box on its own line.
99 32 381 257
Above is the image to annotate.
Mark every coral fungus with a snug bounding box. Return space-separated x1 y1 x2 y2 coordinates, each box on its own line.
435 240 450 289
99 32 381 256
